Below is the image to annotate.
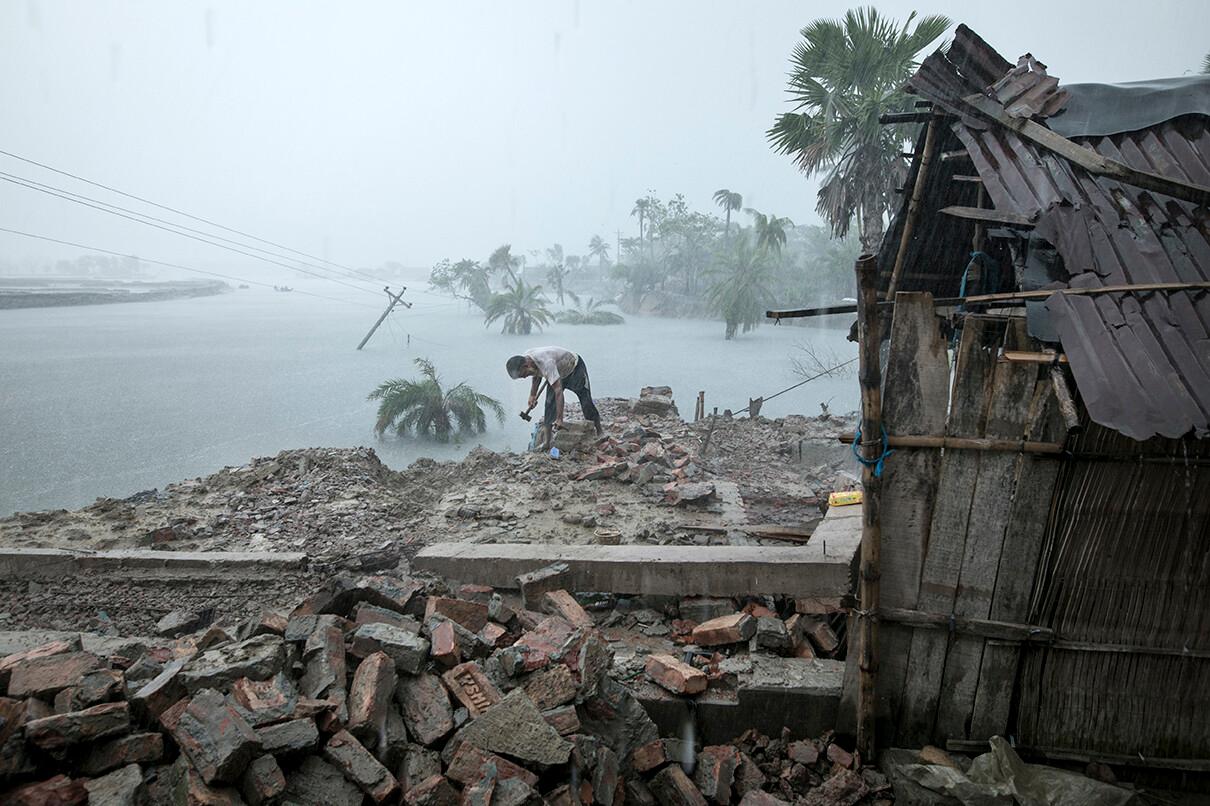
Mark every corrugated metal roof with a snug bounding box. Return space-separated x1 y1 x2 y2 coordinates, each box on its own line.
895 27 1210 440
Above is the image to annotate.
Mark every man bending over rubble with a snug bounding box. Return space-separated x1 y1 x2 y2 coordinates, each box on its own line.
506 346 603 436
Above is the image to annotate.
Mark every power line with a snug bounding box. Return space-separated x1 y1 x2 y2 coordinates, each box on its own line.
0 169 382 292
0 173 378 295
0 147 384 284
0 226 380 310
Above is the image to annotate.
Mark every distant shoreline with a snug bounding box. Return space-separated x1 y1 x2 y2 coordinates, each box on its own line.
0 279 229 310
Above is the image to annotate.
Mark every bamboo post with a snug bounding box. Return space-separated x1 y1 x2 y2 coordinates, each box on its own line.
855 254 883 760
887 118 939 297
1049 365 1082 434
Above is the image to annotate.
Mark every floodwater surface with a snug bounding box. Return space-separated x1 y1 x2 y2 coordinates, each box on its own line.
0 280 858 515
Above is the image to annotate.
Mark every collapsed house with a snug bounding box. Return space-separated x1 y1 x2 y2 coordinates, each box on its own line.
799 25 1210 769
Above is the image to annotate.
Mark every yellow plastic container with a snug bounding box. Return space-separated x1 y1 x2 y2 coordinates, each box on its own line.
827 490 864 507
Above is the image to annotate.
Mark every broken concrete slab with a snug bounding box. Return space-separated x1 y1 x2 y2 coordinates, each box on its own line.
415 543 857 598
453 689 572 766
0 547 308 579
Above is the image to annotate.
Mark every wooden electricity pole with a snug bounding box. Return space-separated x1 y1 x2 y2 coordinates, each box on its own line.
855 253 884 761
356 286 412 350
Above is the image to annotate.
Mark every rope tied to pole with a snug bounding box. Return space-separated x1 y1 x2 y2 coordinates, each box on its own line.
852 424 895 477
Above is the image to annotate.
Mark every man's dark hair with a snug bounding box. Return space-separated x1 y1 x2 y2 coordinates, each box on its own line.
505 355 527 379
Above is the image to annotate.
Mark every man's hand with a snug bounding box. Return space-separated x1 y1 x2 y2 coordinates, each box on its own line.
527 394 538 411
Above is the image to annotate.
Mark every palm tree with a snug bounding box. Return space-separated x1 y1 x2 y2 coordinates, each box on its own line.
1203 52 1210 74
555 297 625 325
368 358 504 443
587 235 611 271
487 244 521 284
745 209 795 255
545 244 568 305
712 189 743 235
484 277 553 335
767 8 950 251
631 198 651 244
707 233 777 339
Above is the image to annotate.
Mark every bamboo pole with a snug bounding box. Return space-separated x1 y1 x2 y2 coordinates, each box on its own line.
1049 365 1082 434
854 254 883 760
766 280 1210 320
836 433 1065 455
887 118 939 297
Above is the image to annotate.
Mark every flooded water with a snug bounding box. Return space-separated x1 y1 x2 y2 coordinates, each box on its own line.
0 280 858 515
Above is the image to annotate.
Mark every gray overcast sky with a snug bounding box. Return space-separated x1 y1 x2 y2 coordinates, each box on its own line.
3 0 1208 277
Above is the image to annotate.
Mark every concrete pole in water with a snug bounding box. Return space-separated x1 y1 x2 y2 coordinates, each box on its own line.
854 253 883 761
356 287 412 351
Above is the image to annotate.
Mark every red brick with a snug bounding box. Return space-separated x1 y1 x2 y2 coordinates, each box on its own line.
521 664 578 710
461 773 495 806
792 642 816 660
7 651 103 699
693 745 739 804
803 617 839 654
793 596 842 615
404 774 459 806
826 742 854 769
457 584 494 602
502 616 577 676
355 602 418 630
431 621 461 668
477 622 509 649
733 752 766 798
396 673 454 746
738 792 788 806
130 658 186 721
631 739 669 773
356 575 426 615
425 597 489 632
741 602 776 619
649 764 707 806
542 590 595 629
542 705 581 735
81 732 164 776
691 614 756 646
441 662 502 717
0 638 79 689
241 754 286 806
231 673 296 727
446 742 539 788
787 740 819 765
25 702 131 752
347 651 396 745
323 729 399 803
171 690 260 785
645 654 708 695
3 774 88 806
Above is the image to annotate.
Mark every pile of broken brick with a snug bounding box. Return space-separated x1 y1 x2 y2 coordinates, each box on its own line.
0 570 880 806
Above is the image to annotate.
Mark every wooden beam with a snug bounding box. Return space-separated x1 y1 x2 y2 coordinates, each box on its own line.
836 433 1066 455
963 92 1210 206
951 175 983 183
939 205 1034 227
878 606 1053 643
1001 350 1068 364
880 111 933 125
1049 365 1082 434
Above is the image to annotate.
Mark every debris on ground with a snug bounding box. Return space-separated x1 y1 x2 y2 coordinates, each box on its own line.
0 570 879 805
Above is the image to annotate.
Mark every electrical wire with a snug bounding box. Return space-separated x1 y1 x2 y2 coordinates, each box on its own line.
0 226 381 310
0 147 384 284
0 169 383 293
0 173 378 295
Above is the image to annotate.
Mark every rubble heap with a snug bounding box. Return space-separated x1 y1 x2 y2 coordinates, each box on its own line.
0 571 878 805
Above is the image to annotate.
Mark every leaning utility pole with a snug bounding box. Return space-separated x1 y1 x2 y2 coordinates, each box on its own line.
356 286 412 350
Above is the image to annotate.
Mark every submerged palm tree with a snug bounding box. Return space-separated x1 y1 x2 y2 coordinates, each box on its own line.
484 277 552 335
712 189 743 235
545 244 568 305
767 8 950 250
368 358 504 442
555 297 625 325
707 233 776 340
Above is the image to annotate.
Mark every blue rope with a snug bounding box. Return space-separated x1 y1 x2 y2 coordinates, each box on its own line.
852 424 895 477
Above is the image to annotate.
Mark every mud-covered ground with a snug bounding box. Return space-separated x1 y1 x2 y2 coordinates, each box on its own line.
0 396 856 632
